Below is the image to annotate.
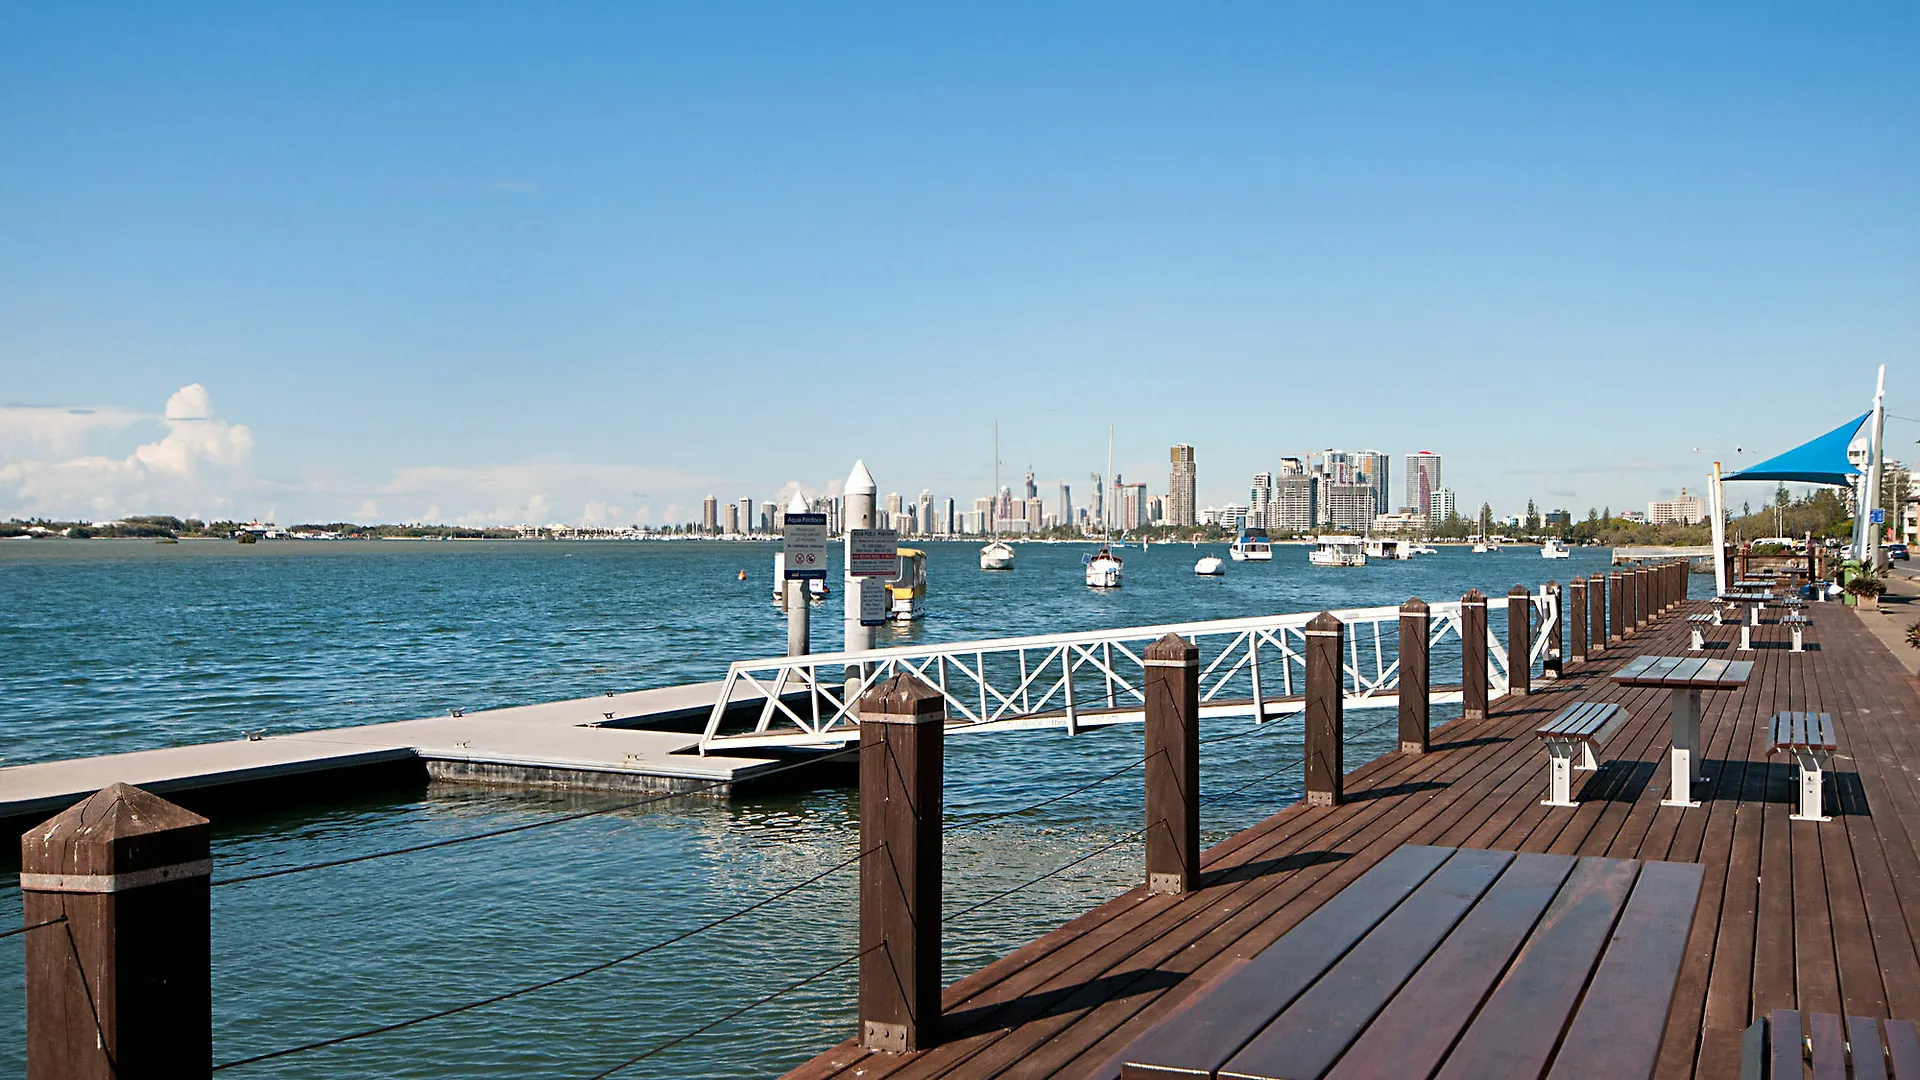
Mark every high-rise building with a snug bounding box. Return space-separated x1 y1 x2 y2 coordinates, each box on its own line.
1429 488 1458 520
1121 482 1149 530
1089 473 1105 526
1358 451 1389 520
995 486 1014 529
737 498 754 535
1024 496 1045 532
885 492 904 517
1109 474 1126 529
1320 483 1376 532
1168 445 1197 526
1648 489 1708 525
1279 456 1306 477
1147 494 1166 525
701 495 718 533
1405 452 1442 517
1217 503 1250 531
722 503 740 534
1249 472 1274 529
940 496 956 536
917 490 934 536
1274 475 1317 532
1058 484 1073 527
1024 470 1037 501
1315 450 1357 484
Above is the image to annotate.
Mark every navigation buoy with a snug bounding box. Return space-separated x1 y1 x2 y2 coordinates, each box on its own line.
738 570 747 581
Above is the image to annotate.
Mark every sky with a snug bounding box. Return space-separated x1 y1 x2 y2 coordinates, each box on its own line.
2 3 1915 527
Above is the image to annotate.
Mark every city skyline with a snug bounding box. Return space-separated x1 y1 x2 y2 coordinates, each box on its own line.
3 7 1912 526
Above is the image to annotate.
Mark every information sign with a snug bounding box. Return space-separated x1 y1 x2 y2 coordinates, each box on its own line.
849 529 901 578
782 513 828 579
1870 508 1886 525
859 578 889 626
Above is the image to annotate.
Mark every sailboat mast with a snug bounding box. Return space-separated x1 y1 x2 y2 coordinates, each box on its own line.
1106 425 1114 544
992 421 999 538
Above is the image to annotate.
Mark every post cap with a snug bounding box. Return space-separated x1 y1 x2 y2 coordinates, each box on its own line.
1509 585 1531 598
1145 632 1198 665
1462 588 1486 603
1401 596 1429 615
22 782 210 878
1306 611 1343 635
859 673 944 723
845 459 877 496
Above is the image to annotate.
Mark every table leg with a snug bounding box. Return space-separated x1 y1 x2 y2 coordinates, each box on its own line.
1739 624 1752 652
1751 605 1762 627
1662 687 1705 808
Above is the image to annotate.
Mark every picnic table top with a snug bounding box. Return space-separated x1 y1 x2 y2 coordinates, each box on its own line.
1118 845 1705 1080
1612 656 1755 689
1719 591 1775 602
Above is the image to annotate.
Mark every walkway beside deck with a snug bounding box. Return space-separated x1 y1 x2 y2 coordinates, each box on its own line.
784 596 1920 1080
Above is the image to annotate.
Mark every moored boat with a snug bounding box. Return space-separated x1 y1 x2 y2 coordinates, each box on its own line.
1229 527 1273 562
1541 539 1571 559
888 548 927 620
1308 535 1366 567
1194 555 1225 576
980 540 1016 570
1085 547 1123 587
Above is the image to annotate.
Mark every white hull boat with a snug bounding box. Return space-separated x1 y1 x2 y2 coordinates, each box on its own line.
1229 527 1272 562
1194 556 1225 576
1085 549 1123 588
1540 539 1571 559
980 540 1016 570
1308 536 1367 567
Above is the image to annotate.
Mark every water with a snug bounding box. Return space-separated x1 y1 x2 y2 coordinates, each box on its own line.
0 538 1632 1077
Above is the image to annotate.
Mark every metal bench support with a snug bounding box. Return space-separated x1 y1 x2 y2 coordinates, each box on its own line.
1788 747 1833 822
1662 689 1707 808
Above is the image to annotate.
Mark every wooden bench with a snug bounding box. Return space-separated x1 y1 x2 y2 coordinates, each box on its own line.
1741 1009 1920 1078
1118 846 1703 1080
1769 711 1838 822
1687 612 1717 651
1536 702 1628 807
1783 611 1810 653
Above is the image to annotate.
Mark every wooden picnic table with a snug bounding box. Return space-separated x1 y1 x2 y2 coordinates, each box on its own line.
1613 656 1753 808
1118 845 1704 1080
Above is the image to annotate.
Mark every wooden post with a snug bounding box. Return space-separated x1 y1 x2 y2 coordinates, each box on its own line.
1569 577 1589 663
1609 573 1625 642
1304 612 1344 806
1543 581 1562 679
859 674 943 1053
1507 586 1532 696
1737 543 1750 582
1637 568 1652 628
1589 574 1607 656
1623 570 1639 634
1398 598 1430 753
1143 633 1199 895
1461 590 1489 721
21 783 211 1080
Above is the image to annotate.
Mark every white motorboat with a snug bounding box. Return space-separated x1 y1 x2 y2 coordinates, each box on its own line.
1229 527 1273 562
1471 541 1491 554
1194 556 1225 576
1540 539 1571 559
1308 536 1367 567
1408 544 1439 555
980 540 1015 570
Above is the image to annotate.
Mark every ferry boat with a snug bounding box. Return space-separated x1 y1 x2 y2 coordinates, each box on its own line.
1541 539 1571 559
1363 537 1412 560
1194 555 1225 576
1308 536 1367 568
1229 527 1273 562
980 540 1015 570
887 548 927 621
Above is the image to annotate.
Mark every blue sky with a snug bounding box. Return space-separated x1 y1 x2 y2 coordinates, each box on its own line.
2 3 1915 525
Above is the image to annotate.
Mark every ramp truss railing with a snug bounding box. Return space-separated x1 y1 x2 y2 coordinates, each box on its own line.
700 587 1558 752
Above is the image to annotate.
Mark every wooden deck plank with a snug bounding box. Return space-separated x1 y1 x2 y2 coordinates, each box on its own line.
779 598 1920 1080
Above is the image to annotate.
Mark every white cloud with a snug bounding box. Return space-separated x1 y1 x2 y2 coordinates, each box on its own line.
354 500 379 519
375 462 699 526
0 384 255 520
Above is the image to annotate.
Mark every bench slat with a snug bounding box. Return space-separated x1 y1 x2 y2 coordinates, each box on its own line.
1545 861 1706 1080
1889 1019 1920 1079
1430 857 1640 1080
1850 1015 1890 1080
1219 849 1513 1080
1325 853 1577 1080
1120 844 1452 1079
1771 1011 1803 1080
1810 1011 1846 1080
1538 702 1621 741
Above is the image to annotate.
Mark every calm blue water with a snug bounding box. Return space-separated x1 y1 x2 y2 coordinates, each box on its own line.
0 538 1647 1077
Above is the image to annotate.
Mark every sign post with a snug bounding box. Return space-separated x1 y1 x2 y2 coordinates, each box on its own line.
783 506 827 656
850 527 900 630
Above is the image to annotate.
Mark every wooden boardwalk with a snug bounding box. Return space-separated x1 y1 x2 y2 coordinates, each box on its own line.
785 597 1920 1080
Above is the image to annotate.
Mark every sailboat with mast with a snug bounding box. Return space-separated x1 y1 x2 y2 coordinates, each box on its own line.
1084 427 1123 588
980 422 1016 570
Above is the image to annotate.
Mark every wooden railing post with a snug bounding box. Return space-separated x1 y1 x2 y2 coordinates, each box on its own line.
1398 598 1431 753
1589 574 1607 655
22 783 211 1080
1304 612 1345 806
1637 568 1652 628
1609 573 1625 642
1461 590 1489 721
1543 582 1562 679
1144 633 1199 895
859 674 943 1053
1569 578 1589 663
1507 586 1533 696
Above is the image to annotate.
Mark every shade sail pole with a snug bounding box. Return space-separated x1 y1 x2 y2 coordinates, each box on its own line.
1859 364 1888 567
1711 461 1728 599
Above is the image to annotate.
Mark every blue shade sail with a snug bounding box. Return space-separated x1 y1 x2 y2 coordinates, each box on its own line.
1722 413 1870 486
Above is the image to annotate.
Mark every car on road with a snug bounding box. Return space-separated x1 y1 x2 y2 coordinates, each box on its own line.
1891 543 1910 560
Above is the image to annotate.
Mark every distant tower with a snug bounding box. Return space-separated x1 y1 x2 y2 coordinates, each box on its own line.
701 495 718 533
1024 469 1037 501
1168 444 1197 526
1406 452 1442 517
1090 473 1104 526
1058 483 1073 528
737 497 754 535
1249 472 1273 529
